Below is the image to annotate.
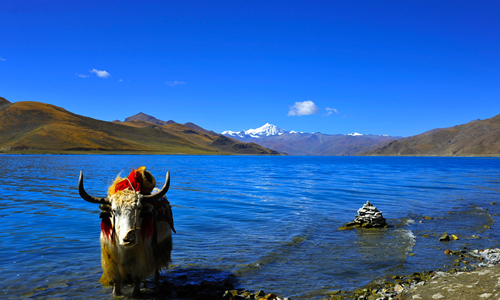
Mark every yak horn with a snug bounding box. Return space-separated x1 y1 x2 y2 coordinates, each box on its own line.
78 171 109 204
143 171 170 202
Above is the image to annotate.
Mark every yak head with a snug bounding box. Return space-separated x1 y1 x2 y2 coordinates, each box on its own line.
78 171 170 246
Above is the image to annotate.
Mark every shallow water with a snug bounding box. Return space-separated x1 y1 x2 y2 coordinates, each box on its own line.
1 155 500 299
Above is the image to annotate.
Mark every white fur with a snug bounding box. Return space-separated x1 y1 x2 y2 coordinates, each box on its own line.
99 189 173 296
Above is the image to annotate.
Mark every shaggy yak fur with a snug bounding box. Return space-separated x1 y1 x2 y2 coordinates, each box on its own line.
79 171 174 296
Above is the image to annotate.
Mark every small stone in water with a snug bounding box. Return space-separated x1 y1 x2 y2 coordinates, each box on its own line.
439 234 450 242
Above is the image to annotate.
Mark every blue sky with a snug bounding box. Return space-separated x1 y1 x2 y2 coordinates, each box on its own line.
1 0 499 137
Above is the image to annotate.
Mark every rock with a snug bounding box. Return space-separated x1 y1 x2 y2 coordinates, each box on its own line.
439 234 450 242
265 293 277 300
394 284 404 293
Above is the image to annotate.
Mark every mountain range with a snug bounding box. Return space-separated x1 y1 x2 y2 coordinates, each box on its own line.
1 96 499 156
0 97 278 155
222 123 398 156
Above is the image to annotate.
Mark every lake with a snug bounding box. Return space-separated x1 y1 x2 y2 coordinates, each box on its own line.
1 155 500 299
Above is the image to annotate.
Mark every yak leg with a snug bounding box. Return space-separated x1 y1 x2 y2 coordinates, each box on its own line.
132 279 142 297
113 282 122 296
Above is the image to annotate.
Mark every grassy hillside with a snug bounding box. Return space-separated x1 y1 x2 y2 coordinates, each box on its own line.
364 115 500 156
0 99 278 155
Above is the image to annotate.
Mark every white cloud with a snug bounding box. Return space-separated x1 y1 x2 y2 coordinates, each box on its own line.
119 79 123 82
326 107 339 116
76 73 89 78
288 100 319 116
0 57 6 61
166 81 186 86
90 68 111 78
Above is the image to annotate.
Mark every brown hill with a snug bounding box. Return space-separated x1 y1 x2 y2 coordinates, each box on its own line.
119 120 279 155
0 99 279 155
184 122 219 137
364 115 500 156
118 113 219 137
123 112 176 125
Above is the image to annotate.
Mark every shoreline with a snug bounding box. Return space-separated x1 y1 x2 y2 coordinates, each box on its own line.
132 248 500 300
327 248 500 300
0 151 499 157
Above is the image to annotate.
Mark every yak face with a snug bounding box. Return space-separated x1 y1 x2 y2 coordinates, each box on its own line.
112 192 142 246
78 170 170 245
101 190 154 246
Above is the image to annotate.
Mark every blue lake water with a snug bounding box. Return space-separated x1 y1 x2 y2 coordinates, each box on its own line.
1 155 500 299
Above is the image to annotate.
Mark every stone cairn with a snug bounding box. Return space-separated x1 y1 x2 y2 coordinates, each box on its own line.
342 201 388 229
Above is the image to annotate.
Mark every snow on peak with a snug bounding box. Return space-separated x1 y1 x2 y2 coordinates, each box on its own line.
222 123 289 138
347 132 364 136
246 123 289 136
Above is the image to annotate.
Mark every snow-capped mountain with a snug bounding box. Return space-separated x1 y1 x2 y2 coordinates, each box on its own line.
222 124 399 156
222 123 289 138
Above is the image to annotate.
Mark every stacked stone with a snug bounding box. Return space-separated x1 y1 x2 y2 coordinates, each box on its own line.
347 201 387 228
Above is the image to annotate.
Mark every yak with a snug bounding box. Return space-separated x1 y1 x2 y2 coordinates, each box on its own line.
78 167 175 296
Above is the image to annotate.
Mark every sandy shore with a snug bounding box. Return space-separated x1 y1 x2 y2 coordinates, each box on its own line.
401 265 500 299
327 248 500 300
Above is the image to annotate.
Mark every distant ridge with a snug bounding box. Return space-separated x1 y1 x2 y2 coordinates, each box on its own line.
0 97 10 109
119 113 219 137
222 123 398 156
123 112 176 125
184 122 219 137
118 113 279 155
364 114 500 156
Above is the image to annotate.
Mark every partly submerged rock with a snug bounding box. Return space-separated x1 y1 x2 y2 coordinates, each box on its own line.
439 233 450 241
439 232 460 242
